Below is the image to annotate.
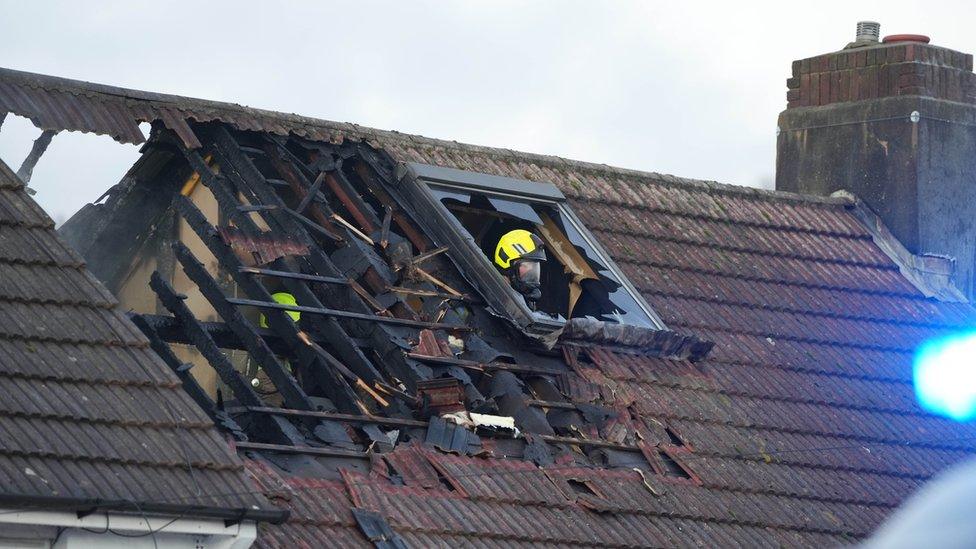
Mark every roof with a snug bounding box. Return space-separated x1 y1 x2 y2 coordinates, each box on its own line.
0 157 284 522
3 66 976 546
250 133 976 546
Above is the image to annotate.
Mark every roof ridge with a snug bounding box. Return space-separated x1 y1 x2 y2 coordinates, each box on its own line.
0 66 853 208
579 196 870 237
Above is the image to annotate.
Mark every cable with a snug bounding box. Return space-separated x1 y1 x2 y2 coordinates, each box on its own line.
122 499 159 549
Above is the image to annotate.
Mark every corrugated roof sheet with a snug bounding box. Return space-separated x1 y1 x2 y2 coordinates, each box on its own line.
0 158 281 522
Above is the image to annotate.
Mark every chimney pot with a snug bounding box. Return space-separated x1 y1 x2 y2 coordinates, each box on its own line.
882 34 931 44
855 21 881 42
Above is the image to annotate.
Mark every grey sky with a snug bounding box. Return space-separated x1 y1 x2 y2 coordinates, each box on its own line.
0 1 973 223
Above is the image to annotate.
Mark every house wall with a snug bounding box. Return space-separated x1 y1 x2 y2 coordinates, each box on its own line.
114 177 226 396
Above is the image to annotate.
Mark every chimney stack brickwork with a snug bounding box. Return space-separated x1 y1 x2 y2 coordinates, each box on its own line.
777 33 976 300
786 43 976 109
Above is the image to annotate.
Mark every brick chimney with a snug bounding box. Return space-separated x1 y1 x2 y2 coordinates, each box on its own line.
776 22 976 299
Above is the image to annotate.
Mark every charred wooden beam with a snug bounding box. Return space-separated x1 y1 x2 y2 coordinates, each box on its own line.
148 272 267 409
133 312 294 355
239 266 349 286
241 407 642 452
142 275 303 445
228 297 471 331
406 353 564 376
129 313 241 434
16 129 57 185
387 286 473 302
171 239 321 409
330 212 374 245
353 158 429 252
407 246 449 266
263 142 345 239
174 130 384 388
525 399 578 410
283 206 342 242
237 204 278 213
296 171 325 214
235 441 366 459
194 127 427 394
379 206 392 248
239 406 427 428
171 201 364 426
324 168 381 234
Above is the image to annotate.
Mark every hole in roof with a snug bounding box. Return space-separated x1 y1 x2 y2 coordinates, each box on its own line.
0 114 38 169
435 467 457 492
665 426 684 446
0 113 141 225
383 457 405 486
658 450 692 479
567 478 598 497
433 185 654 326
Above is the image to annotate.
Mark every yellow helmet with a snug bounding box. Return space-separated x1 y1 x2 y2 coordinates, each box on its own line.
494 229 546 269
259 292 300 328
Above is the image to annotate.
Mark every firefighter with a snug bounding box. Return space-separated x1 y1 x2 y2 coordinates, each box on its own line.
493 229 546 309
251 292 301 401
259 292 301 328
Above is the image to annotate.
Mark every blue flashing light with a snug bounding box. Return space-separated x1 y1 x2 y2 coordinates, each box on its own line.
914 331 976 422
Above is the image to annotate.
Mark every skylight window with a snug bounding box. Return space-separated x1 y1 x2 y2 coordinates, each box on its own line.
395 163 663 335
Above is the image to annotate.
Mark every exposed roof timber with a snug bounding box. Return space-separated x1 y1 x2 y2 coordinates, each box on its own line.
16 129 56 186
241 406 648 453
835 190 968 302
132 313 350 356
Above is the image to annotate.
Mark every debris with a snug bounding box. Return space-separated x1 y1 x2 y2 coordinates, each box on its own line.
417 378 466 415
424 416 481 455
410 265 463 297
632 468 662 496
332 212 375 245
469 412 519 437
218 226 309 266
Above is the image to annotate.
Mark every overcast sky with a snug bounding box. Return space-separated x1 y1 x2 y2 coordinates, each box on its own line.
1 1 973 223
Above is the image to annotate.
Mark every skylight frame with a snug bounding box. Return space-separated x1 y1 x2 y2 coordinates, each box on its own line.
395 162 665 336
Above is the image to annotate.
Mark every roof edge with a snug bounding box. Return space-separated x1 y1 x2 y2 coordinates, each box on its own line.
0 492 289 525
0 66 851 209
835 190 968 302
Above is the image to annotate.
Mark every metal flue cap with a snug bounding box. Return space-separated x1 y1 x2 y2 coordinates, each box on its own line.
856 21 881 42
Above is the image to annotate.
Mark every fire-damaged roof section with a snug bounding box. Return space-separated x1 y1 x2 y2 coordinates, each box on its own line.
8 67 976 547
0 158 283 522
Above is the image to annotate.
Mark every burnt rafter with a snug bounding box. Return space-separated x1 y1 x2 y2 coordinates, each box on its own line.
141 274 303 445
226 297 472 331
231 130 433 382
171 129 385 387
170 199 365 418
148 124 672 470
129 312 247 438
